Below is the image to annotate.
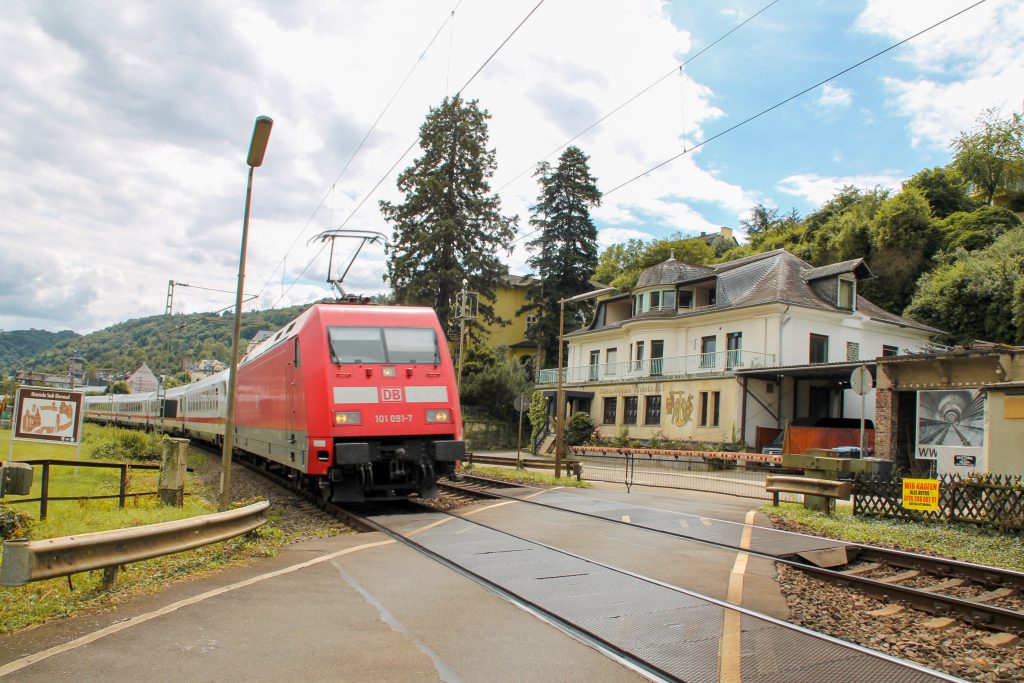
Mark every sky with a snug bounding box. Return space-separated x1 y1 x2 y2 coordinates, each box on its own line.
1 0 1021 333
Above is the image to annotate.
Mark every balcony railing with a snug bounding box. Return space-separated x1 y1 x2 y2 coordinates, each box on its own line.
537 350 776 385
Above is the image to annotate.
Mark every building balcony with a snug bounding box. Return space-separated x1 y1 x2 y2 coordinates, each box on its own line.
536 350 777 386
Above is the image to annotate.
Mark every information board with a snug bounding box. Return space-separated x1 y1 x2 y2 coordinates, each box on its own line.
12 386 84 445
902 478 940 512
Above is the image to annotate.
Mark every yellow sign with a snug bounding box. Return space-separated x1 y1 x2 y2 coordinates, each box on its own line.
902 478 940 512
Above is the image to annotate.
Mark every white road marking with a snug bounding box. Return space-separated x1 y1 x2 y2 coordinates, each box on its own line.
0 539 396 677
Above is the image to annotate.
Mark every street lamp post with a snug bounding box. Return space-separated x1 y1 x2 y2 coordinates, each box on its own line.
554 287 616 478
220 115 273 512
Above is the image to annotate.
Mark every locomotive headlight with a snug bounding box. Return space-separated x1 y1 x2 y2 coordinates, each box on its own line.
382 366 397 378
425 409 451 423
334 411 362 426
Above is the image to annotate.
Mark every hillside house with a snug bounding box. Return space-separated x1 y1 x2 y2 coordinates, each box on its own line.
126 362 159 393
537 249 940 449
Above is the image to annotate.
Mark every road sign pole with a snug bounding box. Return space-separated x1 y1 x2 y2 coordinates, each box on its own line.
515 393 525 468
860 392 866 457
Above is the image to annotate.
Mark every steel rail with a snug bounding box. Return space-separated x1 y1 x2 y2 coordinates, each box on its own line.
0 501 269 587
450 477 1024 635
222 463 959 679
233 456 376 533
367 506 685 683
390 502 961 683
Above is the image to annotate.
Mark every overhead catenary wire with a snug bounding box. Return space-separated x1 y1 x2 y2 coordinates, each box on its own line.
274 0 548 304
343 0 779 291
502 0 989 252
602 0 990 198
253 0 465 303
494 0 782 196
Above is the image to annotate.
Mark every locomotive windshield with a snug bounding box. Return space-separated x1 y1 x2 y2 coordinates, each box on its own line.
328 326 439 365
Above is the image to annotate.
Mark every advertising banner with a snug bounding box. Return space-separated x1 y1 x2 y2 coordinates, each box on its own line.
12 386 84 444
902 478 940 512
915 389 985 474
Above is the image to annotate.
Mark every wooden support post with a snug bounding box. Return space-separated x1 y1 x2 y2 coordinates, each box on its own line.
40 462 50 521
159 438 189 507
101 566 118 590
118 465 128 508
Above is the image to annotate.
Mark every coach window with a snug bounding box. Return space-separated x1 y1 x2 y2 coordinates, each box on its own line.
623 396 638 425
602 397 617 425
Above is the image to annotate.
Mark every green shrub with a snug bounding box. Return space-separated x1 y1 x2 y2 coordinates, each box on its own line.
564 411 595 447
528 391 548 453
0 504 31 540
88 428 164 461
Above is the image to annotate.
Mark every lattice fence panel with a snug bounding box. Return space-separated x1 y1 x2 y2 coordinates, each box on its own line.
854 474 1024 532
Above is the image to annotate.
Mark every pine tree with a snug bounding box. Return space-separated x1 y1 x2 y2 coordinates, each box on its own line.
380 96 516 333
522 146 601 367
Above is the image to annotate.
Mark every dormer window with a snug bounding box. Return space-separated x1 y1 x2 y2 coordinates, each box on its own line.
838 277 855 310
632 288 677 315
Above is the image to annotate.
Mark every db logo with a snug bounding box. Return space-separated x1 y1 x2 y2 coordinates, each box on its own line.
381 387 404 402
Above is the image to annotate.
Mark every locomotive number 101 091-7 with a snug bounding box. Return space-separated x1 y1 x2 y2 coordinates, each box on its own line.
375 414 414 424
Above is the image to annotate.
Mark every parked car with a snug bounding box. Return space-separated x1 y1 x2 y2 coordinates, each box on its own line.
761 431 784 455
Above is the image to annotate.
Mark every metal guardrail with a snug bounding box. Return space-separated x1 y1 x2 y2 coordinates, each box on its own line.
0 500 269 588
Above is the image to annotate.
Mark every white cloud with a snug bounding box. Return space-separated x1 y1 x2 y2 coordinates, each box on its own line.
776 173 902 206
1 0 756 332
598 227 655 247
855 0 1024 148
817 83 853 111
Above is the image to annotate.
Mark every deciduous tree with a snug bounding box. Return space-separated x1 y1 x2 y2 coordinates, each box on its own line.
903 166 975 218
951 108 1024 206
906 227 1024 345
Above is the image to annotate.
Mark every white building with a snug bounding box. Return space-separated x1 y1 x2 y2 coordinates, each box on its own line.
127 362 159 393
539 249 939 448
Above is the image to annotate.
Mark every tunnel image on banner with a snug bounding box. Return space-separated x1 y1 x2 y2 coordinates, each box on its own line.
915 389 986 474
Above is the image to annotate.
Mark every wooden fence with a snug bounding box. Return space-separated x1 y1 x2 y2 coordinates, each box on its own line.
4 459 168 521
853 473 1024 532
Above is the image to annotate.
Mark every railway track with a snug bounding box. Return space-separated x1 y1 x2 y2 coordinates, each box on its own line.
228 464 970 679
439 476 1024 637
342 481 958 682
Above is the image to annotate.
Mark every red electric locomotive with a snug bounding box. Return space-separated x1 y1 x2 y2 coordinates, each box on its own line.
233 303 464 502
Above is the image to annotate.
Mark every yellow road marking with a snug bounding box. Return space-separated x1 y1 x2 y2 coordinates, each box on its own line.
679 519 690 528
717 510 758 683
700 518 713 526
621 515 631 523
0 538 396 677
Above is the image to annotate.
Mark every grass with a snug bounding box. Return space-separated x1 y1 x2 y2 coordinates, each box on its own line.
0 425 290 634
762 502 1024 573
461 464 592 488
